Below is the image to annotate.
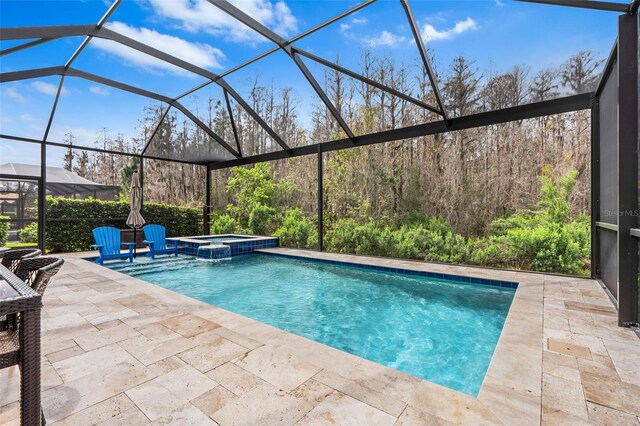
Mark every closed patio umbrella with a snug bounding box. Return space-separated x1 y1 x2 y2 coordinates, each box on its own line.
126 170 145 256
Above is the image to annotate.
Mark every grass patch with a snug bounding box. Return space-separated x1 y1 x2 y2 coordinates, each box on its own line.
4 242 38 248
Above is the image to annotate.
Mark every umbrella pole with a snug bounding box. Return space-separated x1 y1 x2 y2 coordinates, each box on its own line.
134 228 137 258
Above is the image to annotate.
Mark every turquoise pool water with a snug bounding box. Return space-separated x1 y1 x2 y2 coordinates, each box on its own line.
107 254 515 395
199 235 251 245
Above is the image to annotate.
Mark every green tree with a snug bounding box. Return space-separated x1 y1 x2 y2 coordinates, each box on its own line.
225 163 295 229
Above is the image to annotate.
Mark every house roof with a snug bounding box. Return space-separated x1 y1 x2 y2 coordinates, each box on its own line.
0 163 120 196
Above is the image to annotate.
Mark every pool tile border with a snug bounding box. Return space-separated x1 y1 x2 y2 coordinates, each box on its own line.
167 235 279 257
258 250 518 289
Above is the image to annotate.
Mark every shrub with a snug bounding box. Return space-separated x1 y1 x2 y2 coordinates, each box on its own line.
0 216 9 246
393 224 469 263
45 197 202 253
326 219 393 257
248 204 278 235
505 223 584 274
274 208 316 249
210 213 243 234
18 222 38 243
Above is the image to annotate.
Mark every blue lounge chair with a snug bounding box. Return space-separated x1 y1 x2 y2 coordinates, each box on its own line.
91 226 135 265
143 224 178 259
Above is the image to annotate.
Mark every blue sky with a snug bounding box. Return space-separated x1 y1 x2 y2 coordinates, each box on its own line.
1 0 618 167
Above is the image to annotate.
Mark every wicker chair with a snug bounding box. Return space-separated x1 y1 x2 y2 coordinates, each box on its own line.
2 257 64 334
14 257 65 295
1 257 63 425
1 248 42 273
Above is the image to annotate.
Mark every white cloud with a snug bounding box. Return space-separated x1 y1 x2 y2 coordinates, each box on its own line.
340 16 367 33
19 114 38 121
89 86 110 96
421 17 478 42
30 81 69 96
495 0 505 6
362 31 408 48
91 22 226 74
1 86 28 104
147 0 298 43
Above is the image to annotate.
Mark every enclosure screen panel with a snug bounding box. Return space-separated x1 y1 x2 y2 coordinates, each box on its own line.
598 228 618 300
598 60 618 224
597 58 618 299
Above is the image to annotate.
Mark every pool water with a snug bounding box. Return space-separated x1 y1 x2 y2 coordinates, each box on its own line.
199 235 251 245
107 254 515 395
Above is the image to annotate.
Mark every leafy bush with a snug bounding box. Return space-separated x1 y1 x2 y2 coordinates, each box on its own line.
393 225 469 264
226 163 295 227
467 169 590 275
45 197 202 253
18 222 38 243
274 208 316 249
248 204 278 235
326 220 394 257
0 216 9 246
210 213 243 234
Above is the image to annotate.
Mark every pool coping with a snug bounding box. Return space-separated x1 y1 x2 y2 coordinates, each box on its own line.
70 246 549 424
175 234 279 245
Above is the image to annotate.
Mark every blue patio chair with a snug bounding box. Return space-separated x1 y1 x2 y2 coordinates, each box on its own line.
91 226 135 265
143 224 178 259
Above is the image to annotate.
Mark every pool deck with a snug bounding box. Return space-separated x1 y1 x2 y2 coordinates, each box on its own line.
1 248 639 425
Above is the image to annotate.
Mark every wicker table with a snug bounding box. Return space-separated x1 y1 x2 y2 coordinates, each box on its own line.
0 264 43 426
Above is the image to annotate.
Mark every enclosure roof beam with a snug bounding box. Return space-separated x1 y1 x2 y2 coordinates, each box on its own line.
208 92 593 169
172 101 241 158
400 0 447 120
294 47 441 114
224 90 243 157
217 0 376 79
0 66 64 82
99 26 289 152
66 68 172 102
1 67 239 158
206 0 287 44
42 75 65 141
0 25 93 40
0 37 59 56
215 80 290 151
65 0 122 68
141 106 171 157
175 0 376 99
0 66 172 103
514 0 632 13
0 133 209 166
206 0 356 141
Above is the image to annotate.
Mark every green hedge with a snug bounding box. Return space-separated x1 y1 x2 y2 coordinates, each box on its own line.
46 197 202 253
0 216 9 247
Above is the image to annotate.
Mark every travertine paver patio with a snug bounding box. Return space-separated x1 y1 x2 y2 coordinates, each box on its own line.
1 248 639 425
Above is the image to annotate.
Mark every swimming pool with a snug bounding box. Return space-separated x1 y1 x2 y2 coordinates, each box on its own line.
106 253 515 395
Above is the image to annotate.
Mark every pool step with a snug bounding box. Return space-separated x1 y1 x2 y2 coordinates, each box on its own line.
109 256 196 276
